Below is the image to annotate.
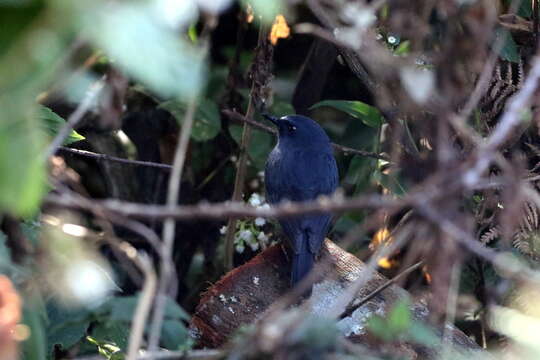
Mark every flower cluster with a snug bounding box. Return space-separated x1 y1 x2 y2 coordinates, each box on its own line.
220 193 273 254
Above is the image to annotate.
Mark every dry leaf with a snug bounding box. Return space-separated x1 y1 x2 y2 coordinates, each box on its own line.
269 14 290 45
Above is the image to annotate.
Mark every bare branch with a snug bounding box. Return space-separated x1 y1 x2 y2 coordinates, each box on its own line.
58 146 172 171
148 99 197 351
44 192 399 220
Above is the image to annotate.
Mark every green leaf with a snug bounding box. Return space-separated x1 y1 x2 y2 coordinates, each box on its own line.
160 320 189 350
105 294 189 323
394 40 410 56
164 297 190 321
229 125 274 170
495 28 520 63
46 301 91 353
38 105 85 145
0 108 47 216
84 2 205 99
505 0 533 18
91 320 130 351
0 1 45 59
367 315 394 342
160 98 221 142
22 300 48 360
407 322 439 347
310 100 383 128
387 299 411 333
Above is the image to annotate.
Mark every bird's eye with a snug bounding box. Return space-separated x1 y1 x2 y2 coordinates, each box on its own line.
287 124 297 132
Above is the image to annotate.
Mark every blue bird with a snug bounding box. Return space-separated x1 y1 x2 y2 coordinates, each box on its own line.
263 114 338 288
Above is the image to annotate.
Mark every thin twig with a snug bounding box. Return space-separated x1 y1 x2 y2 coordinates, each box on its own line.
224 21 267 270
44 77 105 159
339 260 424 319
58 147 172 171
126 252 157 360
223 109 390 161
148 99 197 351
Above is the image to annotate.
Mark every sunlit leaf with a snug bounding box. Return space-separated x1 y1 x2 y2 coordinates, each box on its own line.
310 100 383 128
84 3 206 99
38 105 85 145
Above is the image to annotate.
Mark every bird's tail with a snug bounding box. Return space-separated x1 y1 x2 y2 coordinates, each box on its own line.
291 249 315 288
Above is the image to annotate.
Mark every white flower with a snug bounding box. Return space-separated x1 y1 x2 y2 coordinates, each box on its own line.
249 193 262 207
387 35 397 44
219 225 227 235
249 241 259 251
257 232 268 242
239 230 253 241
254 217 266 227
235 244 245 253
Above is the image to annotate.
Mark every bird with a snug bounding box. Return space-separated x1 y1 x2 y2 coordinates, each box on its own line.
263 113 338 290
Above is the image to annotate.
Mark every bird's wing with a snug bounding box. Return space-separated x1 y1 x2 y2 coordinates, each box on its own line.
289 150 338 202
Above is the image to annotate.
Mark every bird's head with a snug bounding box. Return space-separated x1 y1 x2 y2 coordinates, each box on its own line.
263 114 330 147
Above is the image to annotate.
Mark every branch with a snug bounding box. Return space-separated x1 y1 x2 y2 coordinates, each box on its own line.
223 109 390 161
224 21 270 270
148 99 197 351
58 147 172 171
339 261 424 319
44 192 399 221
126 253 157 360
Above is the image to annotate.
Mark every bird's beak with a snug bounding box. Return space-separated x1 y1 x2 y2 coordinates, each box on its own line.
262 113 279 126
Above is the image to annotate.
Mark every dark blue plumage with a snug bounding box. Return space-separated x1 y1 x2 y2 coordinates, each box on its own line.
264 114 338 288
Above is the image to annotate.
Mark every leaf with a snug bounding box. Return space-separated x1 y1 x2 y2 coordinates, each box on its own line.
84 2 205 99
160 320 189 350
22 300 48 360
48 320 90 352
0 1 45 59
229 125 274 170
394 40 410 56
163 297 190 321
387 299 411 333
46 301 91 352
310 100 383 128
0 108 47 216
495 28 520 63
160 98 221 142
407 322 439 347
269 14 290 45
91 320 130 351
366 315 394 342
38 105 85 145
105 294 189 323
